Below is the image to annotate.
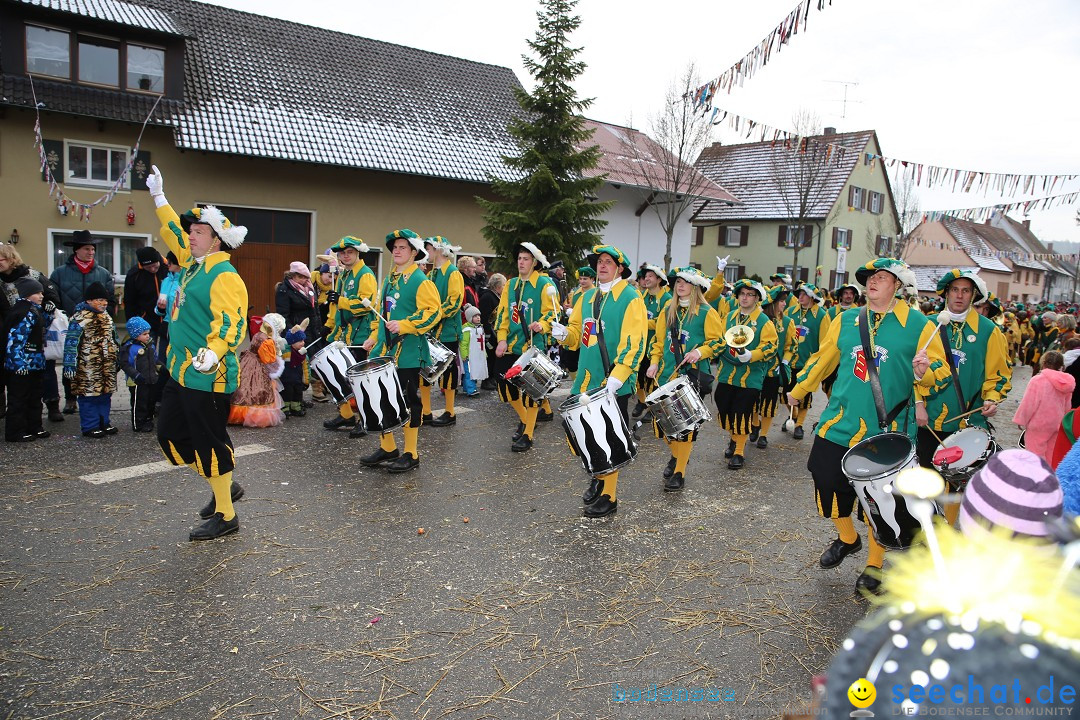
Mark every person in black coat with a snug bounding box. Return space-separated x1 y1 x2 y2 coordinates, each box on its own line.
123 246 168 337
477 273 504 391
274 262 320 334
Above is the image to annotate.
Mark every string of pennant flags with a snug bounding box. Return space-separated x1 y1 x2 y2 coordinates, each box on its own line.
703 104 1080 205
29 76 161 222
919 191 1080 225
691 0 836 108
904 233 1079 263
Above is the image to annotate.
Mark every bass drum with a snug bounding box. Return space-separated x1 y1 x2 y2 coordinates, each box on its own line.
842 432 939 550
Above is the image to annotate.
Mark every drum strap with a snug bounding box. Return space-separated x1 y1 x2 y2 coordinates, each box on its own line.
858 307 909 431
593 290 613 375
938 324 972 414
516 280 533 347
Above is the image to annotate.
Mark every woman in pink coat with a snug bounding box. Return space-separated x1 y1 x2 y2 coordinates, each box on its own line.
1013 351 1076 466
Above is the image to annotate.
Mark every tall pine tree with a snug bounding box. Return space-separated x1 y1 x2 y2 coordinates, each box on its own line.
477 0 612 270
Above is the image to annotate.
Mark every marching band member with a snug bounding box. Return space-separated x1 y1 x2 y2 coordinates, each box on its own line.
646 267 723 490
784 283 831 439
749 285 796 449
787 258 952 595
916 270 1012 524
558 267 594 381
769 272 799 312
632 265 671 420
494 242 558 452
821 284 860 399
715 279 778 470
551 245 647 517
323 236 378 438
146 165 250 541
359 230 441 473
420 236 464 427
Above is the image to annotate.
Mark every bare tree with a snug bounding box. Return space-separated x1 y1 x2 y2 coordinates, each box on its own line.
618 63 720 271
876 172 920 260
769 110 840 283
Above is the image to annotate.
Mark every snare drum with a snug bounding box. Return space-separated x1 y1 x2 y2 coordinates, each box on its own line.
420 337 455 384
559 388 637 476
346 357 410 432
932 426 998 492
842 433 936 550
645 375 711 439
308 338 355 405
508 346 562 401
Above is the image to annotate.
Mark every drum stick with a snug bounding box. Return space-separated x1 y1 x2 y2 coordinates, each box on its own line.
942 407 983 424
917 311 951 354
925 424 945 446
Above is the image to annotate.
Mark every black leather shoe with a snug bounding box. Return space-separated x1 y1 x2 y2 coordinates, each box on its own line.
662 456 677 479
199 481 246 519
511 435 533 452
348 423 367 439
17 434 36 442
756 436 768 449
387 453 419 474
582 478 603 505
537 409 554 422
189 513 239 541
62 399 77 414
323 415 356 430
584 494 618 518
290 406 307 417
480 379 497 391
301 399 315 409
792 425 805 440
82 429 105 438
103 425 119 435
820 536 863 569
631 402 647 419
47 404 65 423
724 440 736 458
748 425 760 442
421 413 433 425
728 454 745 469
512 422 526 442
35 430 51 439
134 423 155 433
664 472 685 491
430 412 456 427
855 568 884 596
361 448 400 467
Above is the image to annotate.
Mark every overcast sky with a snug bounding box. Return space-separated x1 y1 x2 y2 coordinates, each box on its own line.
208 0 1080 246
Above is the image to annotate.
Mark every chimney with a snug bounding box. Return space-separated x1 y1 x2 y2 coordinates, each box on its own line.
1022 219 1031 230
823 127 836 136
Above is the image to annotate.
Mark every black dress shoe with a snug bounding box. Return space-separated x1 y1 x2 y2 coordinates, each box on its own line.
727 454 745 469
480 379 497 391
723 440 736 458
537 409 554 422
301 399 315 409
855 568 883 596
348 423 367 439
748 425 760 442
631 402 647 419
189 513 239 541
323 415 356 430
82 429 105 438
17 434 36 442
103 425 119 435
387 453 419 474
662 456 677 479
62 400 77 414
35 430 51 439
582 478 602 505
820 535 863 569
48 407 65 423
664 472 685 491
421 413 433 425
430 412 456 427
792 425 805 440
511 435 533 452
756 436 768 449
512 421 526 442
291 406 307 417
199 481 246 519
584 494 618 518
360 448 400 467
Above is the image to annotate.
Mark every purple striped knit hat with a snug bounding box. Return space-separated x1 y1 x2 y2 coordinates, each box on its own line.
959 449 1063 538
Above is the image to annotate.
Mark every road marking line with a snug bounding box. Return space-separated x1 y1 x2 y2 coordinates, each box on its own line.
79 444 275 485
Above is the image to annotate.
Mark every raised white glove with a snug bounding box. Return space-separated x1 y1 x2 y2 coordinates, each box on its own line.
551 321 568 342
717 254 730 272
146 165 164 197
192 347 219 373
605 376 623 396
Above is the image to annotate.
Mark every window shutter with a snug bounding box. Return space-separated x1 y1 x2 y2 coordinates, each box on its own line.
131 150 152 191
694 226 704 246
718 226 726 246
41 139 64 182
740 225 749 247
778 226 786 247
848 186 855 208
800 267 810 282
831 227 839 250
829 270 837 289
801 226 812 248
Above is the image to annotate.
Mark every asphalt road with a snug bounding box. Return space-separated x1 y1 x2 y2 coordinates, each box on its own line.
0 366 1030 719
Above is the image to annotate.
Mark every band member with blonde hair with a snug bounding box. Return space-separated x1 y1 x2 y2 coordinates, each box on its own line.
632 264 671 420
748 285 797 449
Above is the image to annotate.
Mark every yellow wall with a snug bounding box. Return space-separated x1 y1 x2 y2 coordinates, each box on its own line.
2 111 498 277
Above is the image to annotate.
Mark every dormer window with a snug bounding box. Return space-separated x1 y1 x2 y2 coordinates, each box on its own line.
78 35 119 87
127 43 165 92
25 25 70 79
24 23 167 94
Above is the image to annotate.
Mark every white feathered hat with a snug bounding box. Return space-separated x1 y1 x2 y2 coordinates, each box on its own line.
181 206 247 249
513 241 549 269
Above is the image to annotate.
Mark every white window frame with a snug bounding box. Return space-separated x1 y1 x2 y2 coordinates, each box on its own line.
723 266 740 284
63 139 131 190
47 229 152 283
724 226 743 247
835 228 851 250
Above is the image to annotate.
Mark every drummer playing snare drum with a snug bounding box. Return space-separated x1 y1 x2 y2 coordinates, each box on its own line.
915 269 1012 525
787 258 952 596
